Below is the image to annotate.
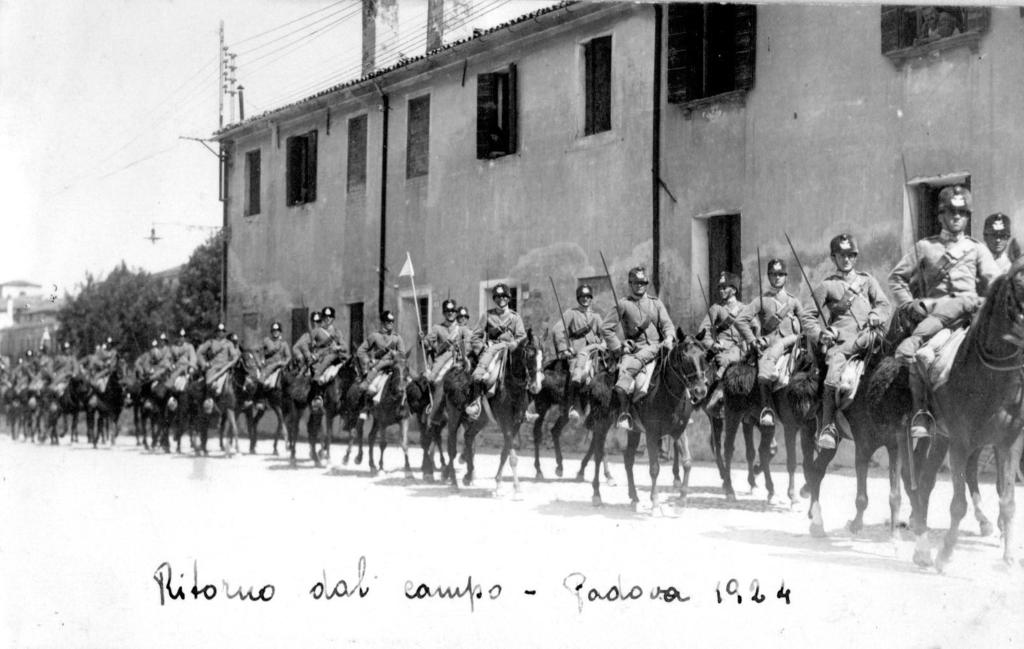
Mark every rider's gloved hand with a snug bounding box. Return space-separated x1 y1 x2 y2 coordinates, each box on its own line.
867 312 882 328
820 328 838 348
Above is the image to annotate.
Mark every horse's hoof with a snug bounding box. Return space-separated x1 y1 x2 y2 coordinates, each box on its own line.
289 457 297 467
934 550 951 573
631 500 642 513
355 453 363 465
673 478 682 490
848 519 864 535
574 471 585 483
462 476 473 487
809 522 827 538
605 477 617 488
535 470 545 481
512 490 524 502
342 453 350 465
404 470 415 481
423 473 435 483
799 484 810 499
979 521 995 537
725 491 737 503
912 550 934 568
592 495 603 507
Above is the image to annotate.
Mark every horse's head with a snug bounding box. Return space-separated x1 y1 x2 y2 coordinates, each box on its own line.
515 329 543 395
668 329 711 405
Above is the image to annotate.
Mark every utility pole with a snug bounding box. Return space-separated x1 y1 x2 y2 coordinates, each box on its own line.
219 21 225 129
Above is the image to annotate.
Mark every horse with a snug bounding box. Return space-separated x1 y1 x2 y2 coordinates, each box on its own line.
303 358 359 466
231 350 262 453
245 352 290 455
193 360 241 457
85 363 125 448
441 331 543 493
591 333 710 509
913 270 1024 569
365 349 417 476
278 360 316 465
716 341 818 505
405 372 445 479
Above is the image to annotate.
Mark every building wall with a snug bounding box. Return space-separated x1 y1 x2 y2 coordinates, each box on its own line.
224 4 1024 356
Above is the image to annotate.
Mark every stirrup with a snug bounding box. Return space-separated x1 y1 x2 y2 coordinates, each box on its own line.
567 408 581 424
817 423 837 450
465 397 482 421
909 409 934 439
615 412 632 432
758 407 776 428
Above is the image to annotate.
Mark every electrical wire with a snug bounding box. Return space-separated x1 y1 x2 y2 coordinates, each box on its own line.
231 0 350 47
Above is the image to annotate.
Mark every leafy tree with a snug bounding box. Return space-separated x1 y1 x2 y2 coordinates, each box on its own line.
174 231 223 341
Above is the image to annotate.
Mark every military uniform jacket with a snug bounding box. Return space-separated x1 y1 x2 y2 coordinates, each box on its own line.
261 337 292 367
807 270 890 341
292 331 314 362
604 293 675 352
169 342 197 371
197 338 239 372
424 321 471 360
90 348 118 373
471 307 527 354
553 306 608 355
889 232 998 306
52 353 81 379
735 288 810 344
148 347 173 374
698 300 745 348
312 323 348 357
357 330 406 368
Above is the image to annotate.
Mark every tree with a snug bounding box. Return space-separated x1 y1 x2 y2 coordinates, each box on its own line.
174 231 223 341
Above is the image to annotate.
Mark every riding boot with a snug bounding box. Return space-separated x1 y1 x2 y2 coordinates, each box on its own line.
908 367 932 440
566 381 581 424
758 380 776 428
817 386 838 450
613 387 632 431
705 384 724 415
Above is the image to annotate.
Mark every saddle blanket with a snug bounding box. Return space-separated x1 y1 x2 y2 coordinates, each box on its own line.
369 372 390 404
210 373 228 396
318 363 342 385
92 377 109 393
631 359 657 403
426 357 454 386
173 375 188 392
481 349 507 397
917 326 968 391
772 350 797 391
261 369 281 389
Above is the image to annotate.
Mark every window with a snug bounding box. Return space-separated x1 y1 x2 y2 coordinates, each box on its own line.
667 3 756 104
708 214 742 300
244 150 261 215
907 175 972 240
348 302 364 350
583 36 612 135
406 95 430 178
290 307 309 346
881 6 990 57
417 296 429 333
286 130 317 206
347 115 367 191
477 64 517 159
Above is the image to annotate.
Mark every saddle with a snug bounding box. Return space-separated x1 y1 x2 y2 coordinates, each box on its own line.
317 363 341 385
630 358 657 403
208 371 229 396
916 325 969 392
772 348 799 391
426 356 454 386
481 348 508 397
261 368 281 389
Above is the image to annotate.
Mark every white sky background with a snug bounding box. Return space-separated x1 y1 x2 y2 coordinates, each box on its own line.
0 0 543 296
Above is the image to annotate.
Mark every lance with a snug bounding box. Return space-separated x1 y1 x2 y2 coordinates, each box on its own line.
784 233 830 331
901 153 928 299
756 247 765 354
696 274 718 345
549 276 571 358
599 251 625 335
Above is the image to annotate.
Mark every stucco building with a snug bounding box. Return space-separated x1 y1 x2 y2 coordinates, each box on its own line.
214 2 1024 370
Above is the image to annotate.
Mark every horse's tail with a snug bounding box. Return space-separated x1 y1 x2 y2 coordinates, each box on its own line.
444 368 474 407
722 361 756 398
862 355 911 427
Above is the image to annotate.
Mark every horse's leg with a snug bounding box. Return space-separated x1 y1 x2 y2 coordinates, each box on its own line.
551 413 566 478
494 422 511 496
445 411 460 487
590 421 608 506
849 441 872 534
758 424 777 503
247 408 258 454
885 442 903 539
271 403 283 455
367 420 379 474
807 441 837 538
646 428 661 513
401 417 413 478
785 419 800 504
576 426 594 481
463 424 477 487
935 441 970 572
672 435 682 490
743 420 758 491
905 434 934 567
531 404 546 480
965 447 994 537
721 411 738 501
709 414 727 482
509 427 521 497
996 435 1023 565
624 429 640 508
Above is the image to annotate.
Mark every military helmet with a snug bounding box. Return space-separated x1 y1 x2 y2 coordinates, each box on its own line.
104 336 115 347
229 333 239 344
576 284 594 300
270 322 282 332
937 185 972 214
62 341 71 351
492 283 511 299
718 271 740 291
159 332 168 342
178 328 187 338
627 267 649 285
150 339 159 348
322 306 336 319
984 213 1011 236
26 349 34 358
311 312 323 324
767 258 787 275
456 306 470 319
829 234 859 256
441 299 457 313
381 310 396 323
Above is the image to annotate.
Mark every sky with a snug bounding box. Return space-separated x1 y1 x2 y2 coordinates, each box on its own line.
0 0 541 296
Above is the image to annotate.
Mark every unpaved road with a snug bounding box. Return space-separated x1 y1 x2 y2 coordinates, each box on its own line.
1 434 1022 649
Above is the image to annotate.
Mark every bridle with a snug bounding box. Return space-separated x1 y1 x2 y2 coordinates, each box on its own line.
974 278 1024 372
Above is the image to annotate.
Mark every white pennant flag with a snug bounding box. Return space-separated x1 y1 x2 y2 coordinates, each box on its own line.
398 251 414 278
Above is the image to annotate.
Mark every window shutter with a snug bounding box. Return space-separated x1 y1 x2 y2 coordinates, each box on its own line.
733 4 756 92
964 7 990 34
584 39 596 133
305 130 317 203
506 63 517 155
476 72 496 159
880 6 901 54
666 3 703 103
285 136 301 206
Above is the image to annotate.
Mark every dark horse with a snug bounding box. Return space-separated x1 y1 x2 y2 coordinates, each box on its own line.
441 332 543 494
599 334 711 511
86 363 125 448
913 270 1024 569
717 341 819 505
365 350 417 476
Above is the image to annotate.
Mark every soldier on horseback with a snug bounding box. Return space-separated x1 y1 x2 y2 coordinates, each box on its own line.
196 323 240 396
552 283 610 424
311 306 349 384
889 185 997 440
356 310 406 415
469 283 526 419
606 266 675 432
292 310 321 370
167 328 197 391
88 338 119 393
456 306 476 368
421 299 470 431
736 259 815 427
698 271 746 414
259 322 291 389
982 212 1019 275
48 341 81 396
809 234 891 450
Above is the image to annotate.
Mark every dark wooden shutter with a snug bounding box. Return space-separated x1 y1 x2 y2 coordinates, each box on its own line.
733 4 756 92
304 130 317 203
407 95 430 178
291 307 308 346
476 72 496 159
347 115 367 190
963 7 990 34
667 3 703 103
246 150 260 215
584 36 612 135
880 6 901 54
286 136 302 206
506 63 517 154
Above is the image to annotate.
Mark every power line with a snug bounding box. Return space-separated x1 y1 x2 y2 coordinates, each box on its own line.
238 9 359 68
231 0 351 47
235 4 359 56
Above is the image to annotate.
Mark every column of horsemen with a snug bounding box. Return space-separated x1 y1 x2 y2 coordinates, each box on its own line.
3 186 1022 479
